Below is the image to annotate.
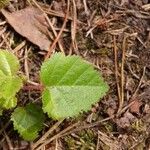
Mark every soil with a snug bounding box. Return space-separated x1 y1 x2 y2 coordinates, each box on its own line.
0 0 150 150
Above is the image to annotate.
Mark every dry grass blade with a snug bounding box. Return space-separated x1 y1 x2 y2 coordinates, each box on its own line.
35 122 80 150
62 115 114 137
142 4 150 11
98 131 120 149
37 1 73 20
71 0 77 51
0 122 10 137
118 36 127 114
24 47 30 80
0 21 6 26
113 36 121 108
83 0 89 15
0 27 6 36
32 120 63 149
45 0 70 59
96 131 100 150
4 131 13 150
44 9 72 20
13 41 26 53
0 0 149 149
31 0 64 53
0 31 11 48
117 67 146 116
131 67 146 99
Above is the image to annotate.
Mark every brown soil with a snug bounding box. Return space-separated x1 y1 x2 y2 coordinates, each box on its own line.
0 0 150 149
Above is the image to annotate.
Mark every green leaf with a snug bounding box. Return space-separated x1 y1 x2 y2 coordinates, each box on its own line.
0 70 6 86
0 50 22 109
40 53 109 120
11 103 45 141
0 76 22 99
0 50 19 76
0 97 17 109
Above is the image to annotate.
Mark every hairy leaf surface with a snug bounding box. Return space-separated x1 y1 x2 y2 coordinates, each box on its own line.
0 50 19 75
0 50 22 109
0 97 17 109
0 76 22 99
11 104 45 141
40 53 109 119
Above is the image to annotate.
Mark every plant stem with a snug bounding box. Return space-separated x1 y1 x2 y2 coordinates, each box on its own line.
23 84 44 91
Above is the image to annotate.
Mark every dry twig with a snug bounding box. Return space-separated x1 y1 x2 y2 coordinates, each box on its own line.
45 0 70 59
35 122 79 150
4 131 13 150
131 67 146 99
113 36 121 106
118 36 127 113
117 67 146 116
71 0 78 52
31 0 64 54
32 120 63 149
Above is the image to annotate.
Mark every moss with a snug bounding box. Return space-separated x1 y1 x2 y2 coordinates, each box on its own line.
131 119 146 132
0 0 9 8
64 129 97 150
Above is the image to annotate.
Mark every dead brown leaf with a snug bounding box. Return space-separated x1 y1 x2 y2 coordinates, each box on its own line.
1 7 51 51
107 107 115 116
129 99 142 114
116 112 136 128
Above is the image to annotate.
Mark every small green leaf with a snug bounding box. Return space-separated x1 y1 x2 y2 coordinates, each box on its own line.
40 53 109 120
0 97 17 109
0 50 19 76
0 76 22 99
11 104 45 141
0 50 22 109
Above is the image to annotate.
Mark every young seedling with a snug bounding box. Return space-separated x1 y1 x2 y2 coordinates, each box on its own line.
0 50 45 141
0 51 109 141
40 53 109 119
